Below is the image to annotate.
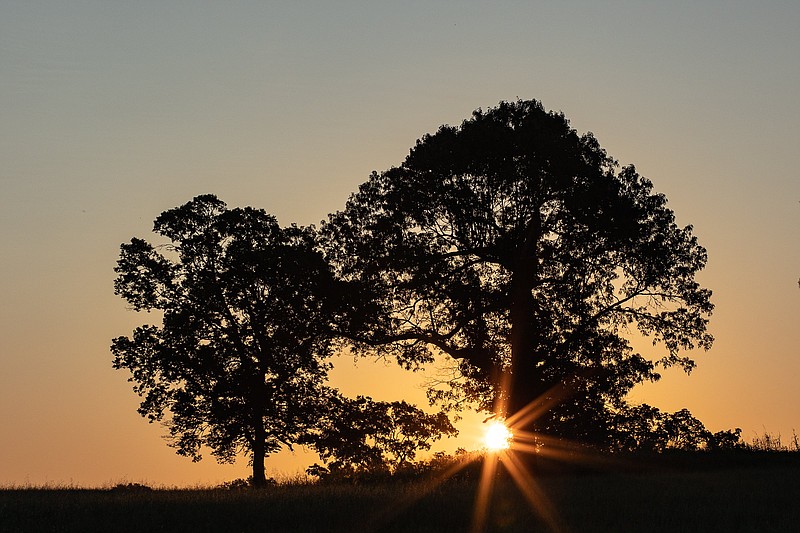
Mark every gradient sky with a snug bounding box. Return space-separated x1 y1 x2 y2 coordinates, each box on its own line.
1 1 798 487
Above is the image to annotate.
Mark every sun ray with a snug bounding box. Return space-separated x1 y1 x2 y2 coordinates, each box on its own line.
361 452 481 533
508 441 540 455
508 429 542 447
468 371 625 532
501 450 563 533
492 370 512 418
505 379 578 431
470 453 500 533
532 433 626 470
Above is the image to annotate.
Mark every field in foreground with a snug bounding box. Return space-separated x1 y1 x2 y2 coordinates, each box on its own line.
2 455 799 532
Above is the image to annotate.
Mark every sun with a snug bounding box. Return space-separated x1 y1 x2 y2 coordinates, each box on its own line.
483 419 513 452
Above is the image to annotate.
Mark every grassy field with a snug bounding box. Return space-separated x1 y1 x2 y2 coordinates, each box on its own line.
2 455 799 532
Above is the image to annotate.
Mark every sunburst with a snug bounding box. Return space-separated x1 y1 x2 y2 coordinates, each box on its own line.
483 419 513 452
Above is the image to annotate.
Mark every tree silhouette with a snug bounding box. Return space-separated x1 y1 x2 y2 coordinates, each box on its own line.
112 195 340 486
613 404 711 452
306 394 457 479
324 100 713 446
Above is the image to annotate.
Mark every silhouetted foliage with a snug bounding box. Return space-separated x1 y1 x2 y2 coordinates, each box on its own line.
112 195 342 486
663 408 713 451
324 100 714 446
706 428 745 451
108 483 153 493
216 477 263 491
613 404 715 452
305 395 457 480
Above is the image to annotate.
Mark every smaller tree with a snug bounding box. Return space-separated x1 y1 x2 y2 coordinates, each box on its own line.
612 404 711 452
112 195 342 486
706 428 744 451
662 408 711 451
306 395 457 479
612 404 669 452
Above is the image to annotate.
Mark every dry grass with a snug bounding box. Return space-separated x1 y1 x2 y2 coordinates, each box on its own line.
2 453 799 532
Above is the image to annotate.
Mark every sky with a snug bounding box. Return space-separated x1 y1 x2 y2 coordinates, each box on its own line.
1 1 798 487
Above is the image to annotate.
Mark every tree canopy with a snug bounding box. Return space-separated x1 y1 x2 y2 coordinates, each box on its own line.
324 100 714 445
112 194 341 486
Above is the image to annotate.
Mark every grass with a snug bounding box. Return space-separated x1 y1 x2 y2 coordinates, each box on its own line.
2 453 800 532
749 429 800 452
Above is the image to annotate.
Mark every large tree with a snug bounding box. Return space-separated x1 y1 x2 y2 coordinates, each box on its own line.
112 194 340 486
324 100 713 446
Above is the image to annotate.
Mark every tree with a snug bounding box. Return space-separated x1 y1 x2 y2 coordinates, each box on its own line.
612 404 711 452
706 428 744 451
324 100 713 446
112 195 340 486
306 394 456 479
662 408 711 451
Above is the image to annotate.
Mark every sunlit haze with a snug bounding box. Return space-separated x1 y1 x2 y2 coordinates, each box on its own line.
1 2 798 487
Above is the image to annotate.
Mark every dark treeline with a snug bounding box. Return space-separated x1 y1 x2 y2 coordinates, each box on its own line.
113 100 739 486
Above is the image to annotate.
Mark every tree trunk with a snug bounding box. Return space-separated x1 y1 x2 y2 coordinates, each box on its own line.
506 269 546 473
251 415 268 487
506 217 544 424
507 270 541 422
506 218 545 425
